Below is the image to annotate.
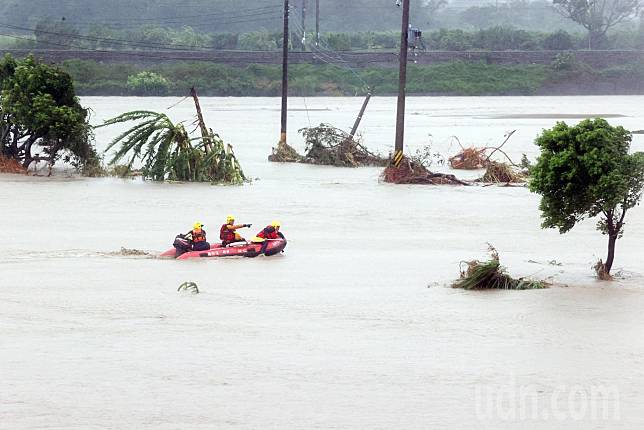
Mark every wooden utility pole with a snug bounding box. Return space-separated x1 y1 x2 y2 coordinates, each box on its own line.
301 0 307 50
280 0 289 144
349 90 372 140
393 0 410 166
315 0 320 47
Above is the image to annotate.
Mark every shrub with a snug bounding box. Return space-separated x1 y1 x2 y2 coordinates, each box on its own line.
126 71 170 96
543 30 574 50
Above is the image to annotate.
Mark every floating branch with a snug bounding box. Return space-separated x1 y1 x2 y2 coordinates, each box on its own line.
177 282 200 294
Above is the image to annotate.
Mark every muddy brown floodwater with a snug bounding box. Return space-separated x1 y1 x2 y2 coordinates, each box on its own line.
1 96 643 429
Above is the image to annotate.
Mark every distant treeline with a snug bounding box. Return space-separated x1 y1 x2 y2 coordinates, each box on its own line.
3 23 644 52
60 55 644 97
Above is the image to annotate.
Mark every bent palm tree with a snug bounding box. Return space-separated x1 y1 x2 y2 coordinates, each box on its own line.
100 110 245 184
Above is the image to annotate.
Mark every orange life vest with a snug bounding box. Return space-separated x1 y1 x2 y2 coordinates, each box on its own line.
192 229 206 243
220 224 235 241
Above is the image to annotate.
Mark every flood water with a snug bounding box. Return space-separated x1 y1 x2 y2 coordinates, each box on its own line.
2 96 644 429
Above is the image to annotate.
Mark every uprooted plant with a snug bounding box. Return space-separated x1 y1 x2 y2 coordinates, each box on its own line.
453 244 548 290
99 111 245 184
477 161 526 184
449 130 517 169
448 130 527 184
269 123 387 167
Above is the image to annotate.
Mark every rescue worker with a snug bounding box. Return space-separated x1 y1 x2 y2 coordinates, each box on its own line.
187 222 210 251
256 221 282 240
255 221 283 254
220 215 251 245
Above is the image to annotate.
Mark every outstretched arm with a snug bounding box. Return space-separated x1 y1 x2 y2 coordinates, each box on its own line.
232 224 252 230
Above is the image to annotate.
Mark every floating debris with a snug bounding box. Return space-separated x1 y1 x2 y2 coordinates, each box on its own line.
449 130 518 171
453 245 548 290
178 282 200 294
268 140 304 163
478 161 526 184
269 123 387 167
593 260 613 281
449 147 489 170
383 156 469 185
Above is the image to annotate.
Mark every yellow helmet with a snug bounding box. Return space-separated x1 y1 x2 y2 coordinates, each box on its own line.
193 222 203 230
226 215 235 223
271 220 281 228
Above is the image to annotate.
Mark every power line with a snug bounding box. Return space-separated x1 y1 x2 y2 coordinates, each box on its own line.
68 8 284 29
290 19 370 89
0 13 284 52
66 5 281 25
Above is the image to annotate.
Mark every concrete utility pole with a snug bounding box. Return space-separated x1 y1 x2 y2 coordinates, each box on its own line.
393 0 410 166
280 0 289 145
315 0 320 47
349 91 372 141
301 0 307 50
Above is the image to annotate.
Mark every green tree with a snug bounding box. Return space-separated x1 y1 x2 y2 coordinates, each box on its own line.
0 55 98 172
543 30 575 50
530 119 644 276
553 0 643 48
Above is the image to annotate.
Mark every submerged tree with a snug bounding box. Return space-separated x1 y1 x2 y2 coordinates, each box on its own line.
101 110 245 184
530 118 644 277
0 54 98 173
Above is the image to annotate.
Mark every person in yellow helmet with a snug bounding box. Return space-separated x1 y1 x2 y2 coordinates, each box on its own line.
187 222 210 251
220 215 251 245
256 220 282 240
254 220 284 254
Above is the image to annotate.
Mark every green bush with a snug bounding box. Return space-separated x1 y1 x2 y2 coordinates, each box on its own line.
324 33 352 51
239 31 279 51
551 52 578 71
543 30 575 50
126 71 170 96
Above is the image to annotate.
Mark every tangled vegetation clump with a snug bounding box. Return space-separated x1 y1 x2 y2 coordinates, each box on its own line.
269 123 387 167
269 140 303 163
100 110 245 184
454 245 548 290
449 146 489 169
383 157 469 185
301 124 388 167
593 259 613 281
447 130 526 184
383 145 468 185
0 154 26 174
478 161 526 183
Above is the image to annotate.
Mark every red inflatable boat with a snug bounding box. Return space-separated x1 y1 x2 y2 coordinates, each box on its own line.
161 238 287 260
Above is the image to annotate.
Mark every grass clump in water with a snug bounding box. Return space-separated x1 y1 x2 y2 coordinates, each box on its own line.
453 245 547 290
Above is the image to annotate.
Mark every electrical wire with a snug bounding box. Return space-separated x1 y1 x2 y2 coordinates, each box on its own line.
66 5 282 26
290 19 370 90
0 12 283 52
0 32 286 63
